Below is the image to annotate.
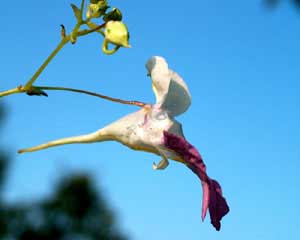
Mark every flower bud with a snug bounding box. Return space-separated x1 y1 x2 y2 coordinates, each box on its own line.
104 21 130 48
103 8 122 22
86 0 109 18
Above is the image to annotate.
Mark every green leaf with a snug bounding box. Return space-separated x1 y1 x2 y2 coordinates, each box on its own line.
71 3 82 21
26 87 48 97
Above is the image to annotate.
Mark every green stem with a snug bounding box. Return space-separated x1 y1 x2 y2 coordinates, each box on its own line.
0 87 24 98
70 21 82 44
36 85 146 107
80 0 85 15
85 21 105 36
24 37 69 90
77 24 104 37
23 23 105 90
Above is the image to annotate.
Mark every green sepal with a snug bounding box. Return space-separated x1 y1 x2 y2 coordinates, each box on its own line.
70 32 77 44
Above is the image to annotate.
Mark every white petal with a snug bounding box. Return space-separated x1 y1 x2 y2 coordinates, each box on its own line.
161 69 191 116
146 56 170 104
146 56 191 117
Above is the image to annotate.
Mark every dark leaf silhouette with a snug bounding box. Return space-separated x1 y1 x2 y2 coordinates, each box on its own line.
263 0 300 9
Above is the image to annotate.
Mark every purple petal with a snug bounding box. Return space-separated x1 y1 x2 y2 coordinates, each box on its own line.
163 131 229 231
206 179 230 230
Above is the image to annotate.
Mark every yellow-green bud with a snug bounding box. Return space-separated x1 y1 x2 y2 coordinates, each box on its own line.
86 0 109 19
90 0 102 4
104 21 130 48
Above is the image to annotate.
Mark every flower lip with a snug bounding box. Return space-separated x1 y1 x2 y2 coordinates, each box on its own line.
162 131 230 231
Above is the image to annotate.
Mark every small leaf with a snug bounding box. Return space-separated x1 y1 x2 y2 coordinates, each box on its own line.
71 3 82 21
26 88 48 97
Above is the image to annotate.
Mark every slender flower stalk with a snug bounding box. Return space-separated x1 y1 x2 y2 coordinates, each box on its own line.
34 86 146 107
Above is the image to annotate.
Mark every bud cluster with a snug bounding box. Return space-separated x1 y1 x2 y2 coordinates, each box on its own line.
84 0 130 54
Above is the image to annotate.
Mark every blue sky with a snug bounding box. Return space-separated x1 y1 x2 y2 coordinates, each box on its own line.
1 0 300 239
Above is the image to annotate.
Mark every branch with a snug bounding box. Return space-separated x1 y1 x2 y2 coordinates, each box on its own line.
0 86 24 97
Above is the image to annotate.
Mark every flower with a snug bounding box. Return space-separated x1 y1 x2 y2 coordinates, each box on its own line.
18 56 229 230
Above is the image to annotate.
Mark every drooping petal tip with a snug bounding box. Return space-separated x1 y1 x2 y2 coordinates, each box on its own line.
163 131 230 231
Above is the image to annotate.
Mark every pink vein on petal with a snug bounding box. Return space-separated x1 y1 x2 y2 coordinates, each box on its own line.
201 181 210 221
